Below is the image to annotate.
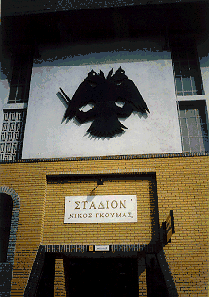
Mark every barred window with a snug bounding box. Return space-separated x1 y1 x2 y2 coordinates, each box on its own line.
177 101 209 153
8 55 32 103
0 109 27 161
172 49 204 96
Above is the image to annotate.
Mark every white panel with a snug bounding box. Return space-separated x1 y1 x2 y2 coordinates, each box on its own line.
22 57 182 158
64 195 137 223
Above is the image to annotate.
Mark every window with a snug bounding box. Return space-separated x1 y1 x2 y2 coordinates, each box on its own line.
8 55 32 103
177 100 209 153
0 109 27 161
172 48 204 96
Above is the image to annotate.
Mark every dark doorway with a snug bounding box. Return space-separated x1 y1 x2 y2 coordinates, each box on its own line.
35 253 55 297
64 258 138 297
0 193 13 262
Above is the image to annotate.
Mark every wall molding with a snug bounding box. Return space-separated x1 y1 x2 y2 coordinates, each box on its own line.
0 152 208 164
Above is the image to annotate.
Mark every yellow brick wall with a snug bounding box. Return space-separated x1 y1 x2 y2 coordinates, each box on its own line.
0 155 208 296
54 259 66 297
44 178 151 245
1 163 46 296
139 270 147 296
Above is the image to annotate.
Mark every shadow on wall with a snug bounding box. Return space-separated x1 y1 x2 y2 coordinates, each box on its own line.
34 41 170 68
147 177 178 297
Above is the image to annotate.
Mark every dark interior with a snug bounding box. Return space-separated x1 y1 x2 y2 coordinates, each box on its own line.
0 193 13 263
64 258 139 297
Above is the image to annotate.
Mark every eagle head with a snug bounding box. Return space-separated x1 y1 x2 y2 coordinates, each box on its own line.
87 70 105 87
111 66 128 84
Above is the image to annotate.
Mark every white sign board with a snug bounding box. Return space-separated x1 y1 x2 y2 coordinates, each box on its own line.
64 195 137 223
95 245 110 252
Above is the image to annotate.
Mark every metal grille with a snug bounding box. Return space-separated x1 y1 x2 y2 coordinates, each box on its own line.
0 110 27 161
177 101 209 153
172 50 204 96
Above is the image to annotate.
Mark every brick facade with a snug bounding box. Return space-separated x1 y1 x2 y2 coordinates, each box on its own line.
0 153 208 296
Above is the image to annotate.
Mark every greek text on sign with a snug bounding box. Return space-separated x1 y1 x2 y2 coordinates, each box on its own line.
64 195 137 223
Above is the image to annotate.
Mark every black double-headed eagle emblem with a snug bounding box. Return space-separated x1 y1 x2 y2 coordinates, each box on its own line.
59 67 149 138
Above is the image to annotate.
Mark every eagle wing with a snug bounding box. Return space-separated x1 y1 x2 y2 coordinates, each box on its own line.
115 79 150 114
64 79 96 120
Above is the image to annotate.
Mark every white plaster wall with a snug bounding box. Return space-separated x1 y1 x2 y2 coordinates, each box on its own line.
200 56 209 103
23 57 182 158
